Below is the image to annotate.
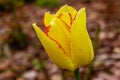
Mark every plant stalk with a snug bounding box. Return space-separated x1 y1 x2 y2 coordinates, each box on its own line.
74 68 81 80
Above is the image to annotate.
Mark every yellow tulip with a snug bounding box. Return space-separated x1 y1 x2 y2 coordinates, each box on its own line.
33 5 94 71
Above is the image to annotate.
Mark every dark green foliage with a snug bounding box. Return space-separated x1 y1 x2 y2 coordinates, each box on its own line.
35 0 60 8
0 0 24 12
8 27 28 50
0 0 60 12
24 0 35 3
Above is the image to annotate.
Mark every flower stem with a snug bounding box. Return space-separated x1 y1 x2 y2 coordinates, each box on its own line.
74 68 81 80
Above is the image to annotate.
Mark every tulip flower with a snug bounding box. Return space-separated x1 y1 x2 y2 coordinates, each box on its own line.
33 5 94 71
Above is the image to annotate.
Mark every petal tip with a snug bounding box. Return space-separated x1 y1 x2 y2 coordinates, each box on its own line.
82 7 86 10
32 23 40 33
32 23 36 26
63 4 68 7
80 7 86 13
32 23 37 29
45 11 50 15
32 23 36 28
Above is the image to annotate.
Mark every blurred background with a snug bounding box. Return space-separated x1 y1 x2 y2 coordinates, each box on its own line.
0 0 120 80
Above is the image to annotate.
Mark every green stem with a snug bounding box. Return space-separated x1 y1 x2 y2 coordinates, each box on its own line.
74 68 81 80
62 69 66 80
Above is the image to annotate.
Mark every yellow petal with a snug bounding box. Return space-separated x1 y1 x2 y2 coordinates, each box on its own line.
44 11 71 28
32 23 74 71
56 5 77 19
71 8 94 69
47 17 71 57
57 12 72 27
44 12 54 27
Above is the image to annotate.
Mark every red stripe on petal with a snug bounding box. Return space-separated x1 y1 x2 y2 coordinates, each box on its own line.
48 35 67 55
57 13 70 30
68 13 73 26
46 26 50 34
45 25 67 56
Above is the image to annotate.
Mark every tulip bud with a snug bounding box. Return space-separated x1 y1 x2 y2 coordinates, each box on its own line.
33 5 94 71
